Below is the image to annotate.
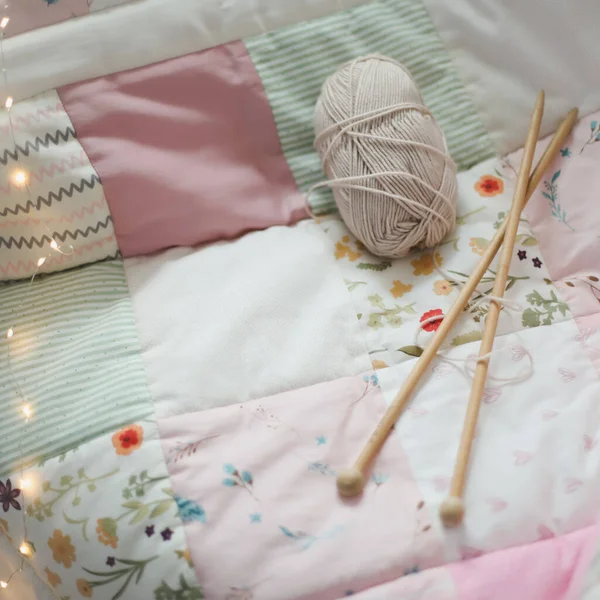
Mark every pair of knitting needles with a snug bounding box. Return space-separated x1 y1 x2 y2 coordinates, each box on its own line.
337 93 578 527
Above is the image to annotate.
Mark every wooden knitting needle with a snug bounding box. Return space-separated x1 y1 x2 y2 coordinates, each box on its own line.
336 102 578 499
439 90 545 527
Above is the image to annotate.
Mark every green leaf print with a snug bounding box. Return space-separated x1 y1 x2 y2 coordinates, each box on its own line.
522 308 541 328
83 555 158 600
27 467 119 522
356 261 392 271
368 294 386 309
522 289 569 327
398 345 424 357
451 330 483 347
154 575 204 600
367 300 415 330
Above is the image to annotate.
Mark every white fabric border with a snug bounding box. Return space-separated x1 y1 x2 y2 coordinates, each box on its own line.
422 0 600 156
2 0 367 102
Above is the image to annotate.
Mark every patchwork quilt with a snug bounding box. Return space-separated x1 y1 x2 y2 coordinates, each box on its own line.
1 1 600 599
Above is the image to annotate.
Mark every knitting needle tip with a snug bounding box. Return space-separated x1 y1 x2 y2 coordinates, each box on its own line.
439 496 465 528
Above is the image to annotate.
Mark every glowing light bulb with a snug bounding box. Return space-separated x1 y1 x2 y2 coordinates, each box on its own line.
0 16 9 29
13 169 26 186
20 477 31 490
4 96 12 109
0 580 7 588
22 404 32 419
37 257 46 267
50 239 58 250
19 542 32 557
6 328 13 338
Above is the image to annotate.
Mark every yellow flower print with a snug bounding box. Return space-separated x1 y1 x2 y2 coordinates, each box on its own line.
0 518 12 543
390 280 413 298
96 518 119 548
334 235 362 262
469 238 489 256
48 529 76 568
410 251 443 276
371 359 388 370
45 567 62 588
433 279 453 296
176 548 194 568
77 578 93 597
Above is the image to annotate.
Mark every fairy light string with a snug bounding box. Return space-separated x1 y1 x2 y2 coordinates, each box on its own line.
0 10 70 596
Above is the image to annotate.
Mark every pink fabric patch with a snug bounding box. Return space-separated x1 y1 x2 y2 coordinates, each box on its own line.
58 41 305 258
450 525 599 600
507 112 600 319
2 0 88 38
157 374 445 599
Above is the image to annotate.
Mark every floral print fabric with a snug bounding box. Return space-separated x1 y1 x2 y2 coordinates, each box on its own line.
322 155 571 370
0 420 203 599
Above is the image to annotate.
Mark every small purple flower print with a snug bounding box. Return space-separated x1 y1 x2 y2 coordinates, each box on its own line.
0 479 21 512
161 527 173 541
106 556 116 567
145 525 155 537
532 257 543 268
517 250 527 261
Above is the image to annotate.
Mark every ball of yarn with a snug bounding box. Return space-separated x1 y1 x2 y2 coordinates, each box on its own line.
314 54 458 259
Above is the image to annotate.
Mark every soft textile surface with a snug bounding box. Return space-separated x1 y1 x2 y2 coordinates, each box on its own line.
2 0 600 599
0 261 153 475
0 90 118 280
124 221 372 417
246 0 494 212
423 0 600 155
59 42 305 257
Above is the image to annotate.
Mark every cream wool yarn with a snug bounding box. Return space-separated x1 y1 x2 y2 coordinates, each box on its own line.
313 55 458 258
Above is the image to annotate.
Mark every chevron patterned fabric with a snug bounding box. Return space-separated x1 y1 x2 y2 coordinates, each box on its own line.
0 90 118 281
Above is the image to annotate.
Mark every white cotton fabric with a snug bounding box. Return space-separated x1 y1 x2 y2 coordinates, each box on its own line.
422 0 600 155
377 317 600 560
124 221 372 419
1 0 369 103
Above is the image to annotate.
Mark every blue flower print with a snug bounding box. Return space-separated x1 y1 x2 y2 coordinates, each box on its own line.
222 464 255 496
279 524 344 551
580 120 600 154
316 436 327 445
308 462 336 476
175 496 206 523
249 513 262 524
371 473 389 487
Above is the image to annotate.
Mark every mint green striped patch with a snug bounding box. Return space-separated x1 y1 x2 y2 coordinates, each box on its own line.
0 260 153 476
245 0 495 213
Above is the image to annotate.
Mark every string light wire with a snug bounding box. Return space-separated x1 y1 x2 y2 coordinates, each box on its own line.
0 13 63 598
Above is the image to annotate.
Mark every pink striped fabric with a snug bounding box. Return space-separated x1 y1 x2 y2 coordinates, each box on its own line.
59 41 306 258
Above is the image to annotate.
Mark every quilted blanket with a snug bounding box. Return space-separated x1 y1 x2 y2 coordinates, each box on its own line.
1 1 600 599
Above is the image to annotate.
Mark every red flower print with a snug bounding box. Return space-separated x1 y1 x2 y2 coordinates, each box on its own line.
0 479 21 512
112 424 144 456
420 309 444 332
474 175 504 197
